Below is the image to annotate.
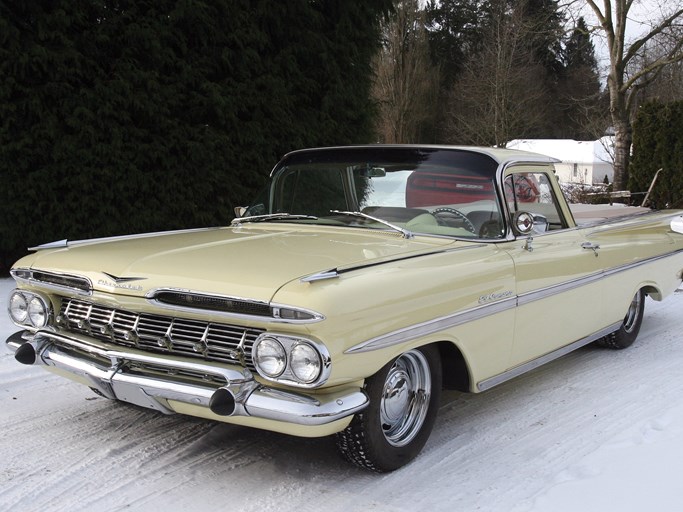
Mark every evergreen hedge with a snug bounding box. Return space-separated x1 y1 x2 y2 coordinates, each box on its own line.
0 0 391 273
630 101 683 209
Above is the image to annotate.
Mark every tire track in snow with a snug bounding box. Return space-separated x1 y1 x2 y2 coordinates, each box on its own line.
3 281 683 512
1 387 266 512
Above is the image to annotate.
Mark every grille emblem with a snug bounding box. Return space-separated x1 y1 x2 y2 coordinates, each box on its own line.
157 335 173 350
124 330 139 345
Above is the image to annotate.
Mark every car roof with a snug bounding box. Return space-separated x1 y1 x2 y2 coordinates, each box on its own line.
280 144 560 167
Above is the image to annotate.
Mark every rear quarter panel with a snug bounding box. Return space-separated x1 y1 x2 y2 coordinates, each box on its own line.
584 211 683 326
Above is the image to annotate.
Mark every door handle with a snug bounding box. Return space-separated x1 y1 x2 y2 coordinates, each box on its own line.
581 241 600 256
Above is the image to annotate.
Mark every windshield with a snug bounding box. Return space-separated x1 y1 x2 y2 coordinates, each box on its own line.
241 147 505 239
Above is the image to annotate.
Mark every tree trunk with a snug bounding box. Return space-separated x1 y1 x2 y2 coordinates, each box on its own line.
607 61 631 193
612 118 632 192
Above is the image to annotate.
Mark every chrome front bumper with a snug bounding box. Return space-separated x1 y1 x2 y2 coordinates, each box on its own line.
6 330 368 426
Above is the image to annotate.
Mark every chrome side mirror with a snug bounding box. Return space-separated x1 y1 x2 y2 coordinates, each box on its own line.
511 211 535 236
234 206 247 218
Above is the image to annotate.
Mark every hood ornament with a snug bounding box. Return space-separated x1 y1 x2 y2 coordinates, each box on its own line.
98 272 147 291
101 272 147 284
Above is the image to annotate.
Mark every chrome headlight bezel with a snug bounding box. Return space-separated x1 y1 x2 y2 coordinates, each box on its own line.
252 333 331 388
9 292 28 324
8 289 52 330
252 336 287 378
289 342 322 384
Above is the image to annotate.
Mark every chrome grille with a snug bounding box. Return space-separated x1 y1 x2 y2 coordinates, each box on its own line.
58 298 263 369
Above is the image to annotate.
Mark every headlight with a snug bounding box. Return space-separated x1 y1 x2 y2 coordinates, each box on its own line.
8 290 51 329
27 296 49 328
253 336 286 377
252 333 330 387
9 292 28 324
290 343 322 384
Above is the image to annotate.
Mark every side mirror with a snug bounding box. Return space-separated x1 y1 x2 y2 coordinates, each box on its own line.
234 206 247 218
511 211 535 236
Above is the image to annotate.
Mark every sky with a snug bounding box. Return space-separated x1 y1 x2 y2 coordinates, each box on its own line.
574 0 679 71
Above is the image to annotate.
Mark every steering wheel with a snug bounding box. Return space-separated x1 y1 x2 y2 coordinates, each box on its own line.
430 207 476 234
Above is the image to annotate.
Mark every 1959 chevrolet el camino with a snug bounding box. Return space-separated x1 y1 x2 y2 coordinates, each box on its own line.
7 145 683 471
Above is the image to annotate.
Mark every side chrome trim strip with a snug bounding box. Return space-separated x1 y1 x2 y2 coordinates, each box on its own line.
345 297 517 354
345 248 683 354
602 248 683 278
476 321 622 391
517 272 603 307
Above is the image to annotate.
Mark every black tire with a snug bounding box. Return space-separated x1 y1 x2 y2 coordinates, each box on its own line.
335 345 442 472
597 289 645 350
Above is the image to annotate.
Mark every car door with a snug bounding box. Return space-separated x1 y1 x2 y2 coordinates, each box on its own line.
500 167 605 368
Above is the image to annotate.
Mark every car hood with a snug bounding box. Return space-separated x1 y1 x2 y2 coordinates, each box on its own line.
18 224 457 302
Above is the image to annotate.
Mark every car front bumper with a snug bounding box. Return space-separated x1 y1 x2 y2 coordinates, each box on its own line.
6 330 368 432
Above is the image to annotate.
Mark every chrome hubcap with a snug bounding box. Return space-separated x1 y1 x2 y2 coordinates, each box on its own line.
623 291 642 333
379 350 431 447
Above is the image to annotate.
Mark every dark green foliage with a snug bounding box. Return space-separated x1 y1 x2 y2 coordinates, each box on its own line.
423 0 601 143
514 0 565 77
564 17 597 70
557 17 603 140
630 101 683 209
424 0 485 88
0 0 391 272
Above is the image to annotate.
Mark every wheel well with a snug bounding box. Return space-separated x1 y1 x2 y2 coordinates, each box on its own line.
641 284 661 301
437 341 471 392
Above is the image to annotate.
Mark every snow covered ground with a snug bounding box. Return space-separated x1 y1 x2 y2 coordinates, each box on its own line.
2 277 683 512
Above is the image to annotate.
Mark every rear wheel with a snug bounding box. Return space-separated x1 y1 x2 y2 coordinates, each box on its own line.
597 289 645 350
336 345 442 472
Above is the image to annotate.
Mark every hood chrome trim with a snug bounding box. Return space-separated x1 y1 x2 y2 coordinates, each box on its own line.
301 244 487 283
28 227 218 251
146 288 325 324
28 239 69 251
11 268 93 296
301 270 340 283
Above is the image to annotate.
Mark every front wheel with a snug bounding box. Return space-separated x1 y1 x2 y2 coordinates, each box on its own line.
335 345 442 472
597 289 645 350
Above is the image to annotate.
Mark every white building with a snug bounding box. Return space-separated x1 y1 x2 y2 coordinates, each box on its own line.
506 137 614 185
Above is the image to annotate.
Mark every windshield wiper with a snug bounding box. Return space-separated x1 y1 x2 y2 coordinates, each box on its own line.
330 210 414 239
231 213 318 225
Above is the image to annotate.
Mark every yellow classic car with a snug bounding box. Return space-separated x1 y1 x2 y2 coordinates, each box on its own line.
7 145 683 472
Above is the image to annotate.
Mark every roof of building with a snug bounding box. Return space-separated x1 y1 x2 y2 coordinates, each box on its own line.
506 138 613 165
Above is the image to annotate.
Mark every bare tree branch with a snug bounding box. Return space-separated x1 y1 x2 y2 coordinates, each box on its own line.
578 0 683 190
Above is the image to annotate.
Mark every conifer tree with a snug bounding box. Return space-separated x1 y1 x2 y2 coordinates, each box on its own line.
559 17 603 140
630 101 683 208
0 0 391 272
